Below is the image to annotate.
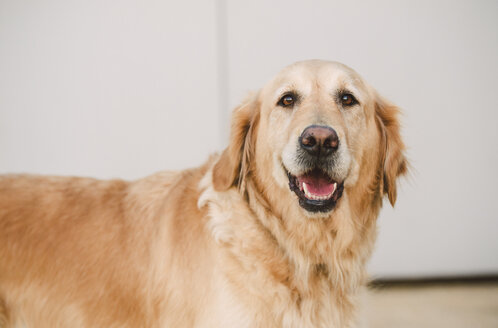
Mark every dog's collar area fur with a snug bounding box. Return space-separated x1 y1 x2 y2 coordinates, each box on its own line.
198 166 372 327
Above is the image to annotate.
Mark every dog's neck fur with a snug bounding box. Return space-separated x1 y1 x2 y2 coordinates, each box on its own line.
198 162 381 327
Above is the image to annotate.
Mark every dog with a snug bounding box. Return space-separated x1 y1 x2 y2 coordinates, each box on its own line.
0 60 407 327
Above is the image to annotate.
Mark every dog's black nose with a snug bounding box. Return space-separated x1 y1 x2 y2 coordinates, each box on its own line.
299 125 339 157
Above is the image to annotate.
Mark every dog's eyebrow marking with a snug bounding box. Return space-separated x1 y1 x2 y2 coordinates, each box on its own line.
335 88 356 97
279 89 299 98
274 79 313 100
275 85 298 98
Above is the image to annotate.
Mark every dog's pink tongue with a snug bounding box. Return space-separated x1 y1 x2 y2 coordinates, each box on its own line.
298 172 335 196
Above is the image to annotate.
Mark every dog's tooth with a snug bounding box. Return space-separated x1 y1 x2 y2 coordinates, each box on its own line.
303 183 316 200
303 183 310 198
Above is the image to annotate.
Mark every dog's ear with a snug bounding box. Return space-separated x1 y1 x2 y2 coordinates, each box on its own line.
375 94 408 206
212 94 260 192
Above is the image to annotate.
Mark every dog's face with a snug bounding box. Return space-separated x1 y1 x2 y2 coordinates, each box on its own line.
213 60 406 218
258 61 367 214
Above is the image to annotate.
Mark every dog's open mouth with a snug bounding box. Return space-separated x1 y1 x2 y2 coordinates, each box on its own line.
287 168 344 213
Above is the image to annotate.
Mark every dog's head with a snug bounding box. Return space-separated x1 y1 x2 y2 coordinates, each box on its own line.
213 60 407 218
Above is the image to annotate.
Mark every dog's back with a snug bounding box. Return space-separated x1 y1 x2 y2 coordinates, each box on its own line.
0 172 190 327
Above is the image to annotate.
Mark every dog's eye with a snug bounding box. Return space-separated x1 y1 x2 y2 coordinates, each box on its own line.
340 93 358 107
278 94 296 107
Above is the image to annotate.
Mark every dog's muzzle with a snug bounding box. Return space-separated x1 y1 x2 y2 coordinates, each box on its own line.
287 125 345 213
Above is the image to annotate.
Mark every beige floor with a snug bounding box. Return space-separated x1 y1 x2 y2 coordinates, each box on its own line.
364 282 498 328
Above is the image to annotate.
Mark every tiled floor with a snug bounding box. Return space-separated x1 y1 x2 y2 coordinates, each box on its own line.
364 281 498 327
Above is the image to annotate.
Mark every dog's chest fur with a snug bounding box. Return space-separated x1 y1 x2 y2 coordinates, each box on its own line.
198 171 371 328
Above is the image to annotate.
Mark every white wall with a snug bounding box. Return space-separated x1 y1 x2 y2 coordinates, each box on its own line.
0 0 221 179
1 0 497 279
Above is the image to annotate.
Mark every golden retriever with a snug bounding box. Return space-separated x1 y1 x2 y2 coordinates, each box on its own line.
0 60 407 327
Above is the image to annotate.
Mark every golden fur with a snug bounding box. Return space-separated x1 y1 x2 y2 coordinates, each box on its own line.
0 60 407 327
